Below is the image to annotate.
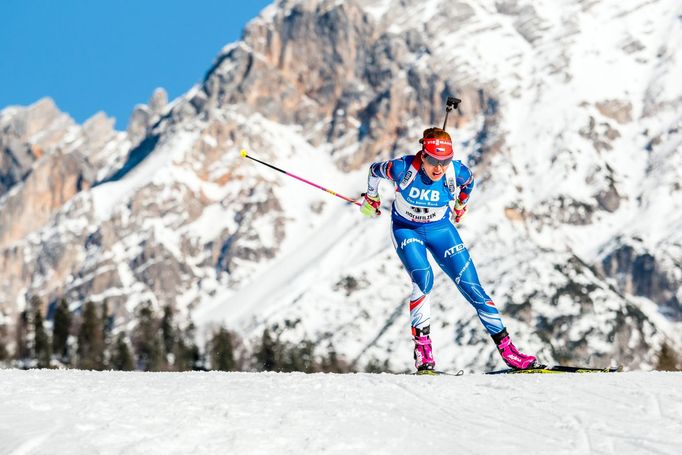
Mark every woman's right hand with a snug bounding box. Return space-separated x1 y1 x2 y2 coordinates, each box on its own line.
360 193 381 217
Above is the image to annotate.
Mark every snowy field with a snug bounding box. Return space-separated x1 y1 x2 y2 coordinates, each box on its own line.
1 370 681 454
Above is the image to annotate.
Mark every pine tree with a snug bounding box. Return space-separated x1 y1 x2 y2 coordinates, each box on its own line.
111 332 134 371
15 310 30 365
52 298 71 363
656 343 681 371
210 327 236 371
77 301 105 370
319 342 351 373
255 328 277 371
279 339 316 373
364 357 393 373
132 302 164 371
174 335 190 371
100 300 111 368
33 304 51 368
298 340 316 372
101 300 111 332
0 325 10 364
161 305 175 360
174 321 199 371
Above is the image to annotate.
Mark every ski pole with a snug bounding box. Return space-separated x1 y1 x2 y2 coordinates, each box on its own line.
240 150 362 207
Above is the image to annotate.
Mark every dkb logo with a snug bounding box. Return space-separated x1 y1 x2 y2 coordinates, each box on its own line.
408 188 440 202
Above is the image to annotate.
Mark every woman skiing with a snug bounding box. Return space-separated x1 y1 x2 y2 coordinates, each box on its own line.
360 127 537 372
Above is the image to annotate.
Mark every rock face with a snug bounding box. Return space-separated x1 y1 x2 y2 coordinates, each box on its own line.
600 241 682 321
0 98 72 195
0 149 93 246
203 0 489 170
0 99 124 248
0 0 681 371
127 88 168 147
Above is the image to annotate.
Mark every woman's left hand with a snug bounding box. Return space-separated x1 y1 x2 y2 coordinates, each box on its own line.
453 199 467 223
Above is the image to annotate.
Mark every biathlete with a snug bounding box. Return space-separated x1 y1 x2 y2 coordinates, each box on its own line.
360 127 537 372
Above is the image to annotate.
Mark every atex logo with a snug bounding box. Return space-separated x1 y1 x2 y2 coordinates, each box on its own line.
444 243 465 258
400 238 424 249
408 188 440 202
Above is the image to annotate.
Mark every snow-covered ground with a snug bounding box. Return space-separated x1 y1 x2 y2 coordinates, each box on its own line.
1 370 681 454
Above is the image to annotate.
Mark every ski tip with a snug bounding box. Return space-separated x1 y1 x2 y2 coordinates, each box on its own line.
240 149 248 158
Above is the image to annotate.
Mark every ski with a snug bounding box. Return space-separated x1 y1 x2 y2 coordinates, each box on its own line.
485 364 623 375
413 369 464 377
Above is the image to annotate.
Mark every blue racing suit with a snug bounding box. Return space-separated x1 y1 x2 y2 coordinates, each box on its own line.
367 153 505 336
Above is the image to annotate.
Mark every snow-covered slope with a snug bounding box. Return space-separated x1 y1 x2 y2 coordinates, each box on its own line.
1 369 681 454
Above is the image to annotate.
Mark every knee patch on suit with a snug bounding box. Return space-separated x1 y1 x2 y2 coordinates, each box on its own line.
409 268 433 295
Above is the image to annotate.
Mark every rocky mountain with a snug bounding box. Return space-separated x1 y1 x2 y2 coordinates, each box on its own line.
1 0 681 372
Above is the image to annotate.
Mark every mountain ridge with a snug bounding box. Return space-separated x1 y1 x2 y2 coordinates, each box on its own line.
0 0 680 372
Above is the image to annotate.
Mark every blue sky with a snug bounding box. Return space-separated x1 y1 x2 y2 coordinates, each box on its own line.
0 0 272 130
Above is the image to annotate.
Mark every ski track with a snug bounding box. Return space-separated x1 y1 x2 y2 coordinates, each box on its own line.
2 370 681 454
7 433 51 455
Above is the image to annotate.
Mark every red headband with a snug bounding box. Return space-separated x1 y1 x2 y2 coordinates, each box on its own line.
422 137 453 159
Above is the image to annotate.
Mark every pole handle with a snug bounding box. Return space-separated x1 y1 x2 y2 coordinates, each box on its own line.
442 96 462 131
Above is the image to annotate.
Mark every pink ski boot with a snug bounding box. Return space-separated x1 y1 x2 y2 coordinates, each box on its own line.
493 329 537 370
413 326 436 371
